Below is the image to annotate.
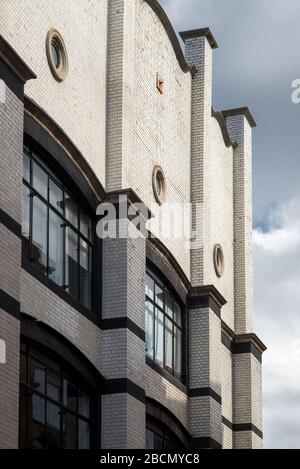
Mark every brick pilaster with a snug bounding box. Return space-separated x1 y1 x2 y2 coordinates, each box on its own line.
101 217 146 449
0 35 35 448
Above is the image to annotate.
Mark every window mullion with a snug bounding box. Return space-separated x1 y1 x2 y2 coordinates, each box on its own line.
77 210 80 305
46 178 50 277
163 288 166 371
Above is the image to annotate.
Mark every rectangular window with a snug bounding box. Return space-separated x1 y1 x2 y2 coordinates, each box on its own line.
79 239 91 309
49 179 64 214
32 160 48 199
155 284 164 309
48 210 64 286
174 326 182 379
165 317 173 371
145 273 183 381
63 413 77 449
80 210 91 241
65 195 79 228
145 274 154 301
78 419 90 449
155 309 164 367
22 147 93 311
22 185 30 239
66 227 79 302
32 196 47 273
23 151 30 183
145 301 154 359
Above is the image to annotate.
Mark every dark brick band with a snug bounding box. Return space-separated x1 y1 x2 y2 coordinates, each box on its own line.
189 387 222 405
190 437 222 450
101 317 145 342
233 423 263 439
102 378 145 405
221 330 265 363
222 416 263 439
0 207 21 239
0 288 20 320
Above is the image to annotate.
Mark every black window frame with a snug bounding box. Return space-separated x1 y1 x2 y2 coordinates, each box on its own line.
146 416 185 450
19 341 97 449
145 271 185 383
22 143 94 312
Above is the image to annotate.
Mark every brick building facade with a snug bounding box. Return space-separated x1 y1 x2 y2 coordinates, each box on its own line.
0 0 266 449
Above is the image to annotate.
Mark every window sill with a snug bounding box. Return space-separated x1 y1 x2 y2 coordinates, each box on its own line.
146 356 187 394
22 256 100 328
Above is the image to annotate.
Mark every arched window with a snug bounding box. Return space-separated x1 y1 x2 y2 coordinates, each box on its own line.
145 399 189 449
22 144 93 309
145 272 184 381
19 341 97 449
146 422 183 450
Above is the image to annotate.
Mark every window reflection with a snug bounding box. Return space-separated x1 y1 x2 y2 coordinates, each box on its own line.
22 146 93 310
145 273 184 381
20 343 95 449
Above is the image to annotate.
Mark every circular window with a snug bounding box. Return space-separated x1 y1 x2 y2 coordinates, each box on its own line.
152 166 166 205
213 244 225 278
46 29 68 82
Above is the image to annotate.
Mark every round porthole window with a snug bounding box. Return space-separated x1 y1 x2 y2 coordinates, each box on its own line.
152 166 166 205
213 244 225 278
46 29 68 82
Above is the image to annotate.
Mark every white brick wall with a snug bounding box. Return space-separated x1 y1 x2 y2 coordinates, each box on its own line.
20 269 102 372
0 0 108 187
145 364 189 430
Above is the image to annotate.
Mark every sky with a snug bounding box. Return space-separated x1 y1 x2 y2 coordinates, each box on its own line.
160 0 300 449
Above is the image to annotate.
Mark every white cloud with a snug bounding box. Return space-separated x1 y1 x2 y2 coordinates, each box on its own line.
159 0 300 448
254 197 300 448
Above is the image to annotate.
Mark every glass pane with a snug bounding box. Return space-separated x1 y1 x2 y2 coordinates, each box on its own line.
63 379 77 412
155 433 164 449
165 439 176 450
46 402 60 430
173 302 182 327
66 227 79 302
63 413 77 449
145 301 154 359
32 160 48 199
80 210 91 241
155 309 164 367
46 369 61 402
22 185 30 239
165 318 173 371
48 210 64 284
30 359 46 393
48 210 64 286
174 326 182 379
32 422 46 449
79 239 91 309
146 429 155 449
78 419 90 449
165 292 173 319
49 179 64 214
155 284 164 309
65 195 78 228
23 151 30 182
145 274 154 301
78 389 90 418
32 197 47 273
32 394 45 425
